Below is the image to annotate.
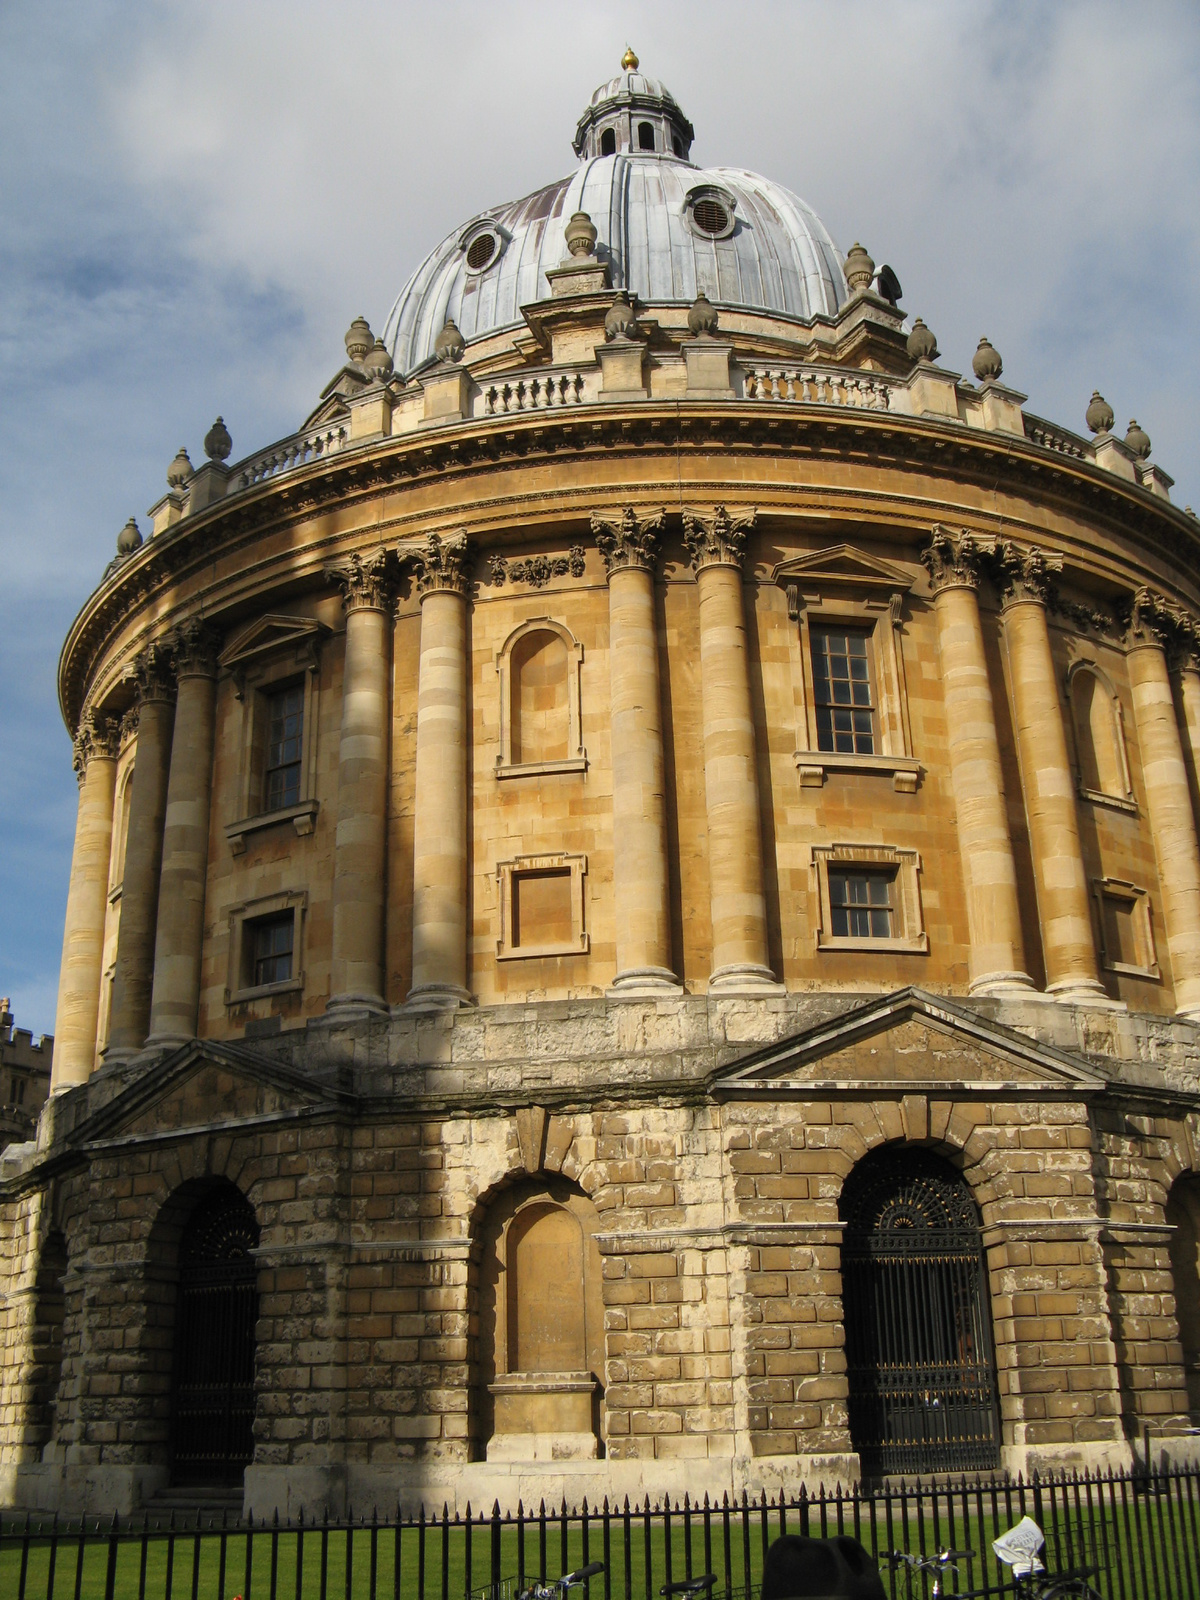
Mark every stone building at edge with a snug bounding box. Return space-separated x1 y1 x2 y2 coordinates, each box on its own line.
3 55 1200 1517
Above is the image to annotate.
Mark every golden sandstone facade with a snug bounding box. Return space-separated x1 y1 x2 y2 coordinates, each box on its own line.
3 59 1200 1515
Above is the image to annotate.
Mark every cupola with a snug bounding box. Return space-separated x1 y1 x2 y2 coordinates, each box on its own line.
573 50 696 162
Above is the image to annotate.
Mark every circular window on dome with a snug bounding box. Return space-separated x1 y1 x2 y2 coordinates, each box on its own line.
461 225 504 274
685 187 736 240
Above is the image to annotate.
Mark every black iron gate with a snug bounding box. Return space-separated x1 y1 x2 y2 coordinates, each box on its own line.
840 1147 1000 1477
170 1185 259 1485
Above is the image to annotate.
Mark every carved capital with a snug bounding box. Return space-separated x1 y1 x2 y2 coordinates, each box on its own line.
1126 588 1190 658
170 616 221 678
920 526 989 594
682 506 755 572
402 532 473 599
591 507 665 577
129 640 177 706
72 708 121 779
996 541 1061 609
325 549 394 613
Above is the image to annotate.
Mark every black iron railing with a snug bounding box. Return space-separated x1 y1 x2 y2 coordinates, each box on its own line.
2 1465 1199 1600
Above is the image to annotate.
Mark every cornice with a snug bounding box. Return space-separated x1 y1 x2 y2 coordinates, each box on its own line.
59 402 1200 732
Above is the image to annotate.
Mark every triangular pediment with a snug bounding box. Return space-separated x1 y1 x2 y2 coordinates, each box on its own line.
68 1040 353 1149
219 614 328 673
772 544 914 594
713 987 1107 1097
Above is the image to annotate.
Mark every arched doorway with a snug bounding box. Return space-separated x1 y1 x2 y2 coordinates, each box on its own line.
840 1147 1000 1477
170 1184 259 1485
1166 1176 1200 1420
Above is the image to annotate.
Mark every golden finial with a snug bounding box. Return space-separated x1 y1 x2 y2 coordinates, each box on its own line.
621 46 639 70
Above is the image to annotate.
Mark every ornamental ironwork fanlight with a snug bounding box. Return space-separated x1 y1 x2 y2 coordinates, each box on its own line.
170 1185 259 1486
840 1147 1001 1478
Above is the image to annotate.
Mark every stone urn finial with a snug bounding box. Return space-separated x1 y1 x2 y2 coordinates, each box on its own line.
345 315 373 363
564 211 598 258
363 337 394 382
1125 418 1152 459
972 337 1003 383
116 517 142 557
906 318 938 363
687 292 719 337
166 447 193 489
1085 391 1114 435
604 292 639 342
204 417 233 462
844 242 875 294
435 318 466 365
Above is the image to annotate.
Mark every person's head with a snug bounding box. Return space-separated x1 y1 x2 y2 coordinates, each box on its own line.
760 1534 886 1600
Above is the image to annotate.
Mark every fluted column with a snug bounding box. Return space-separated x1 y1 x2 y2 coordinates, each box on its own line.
406 534 473 1009
999 545 1108 1004
1126 593 1200 1018
106 643 177 1057
326 552 393 1016
922 530 1033 995
683 507 777 990
594 509 679 992
146 620 220 1047
51 712 121 1089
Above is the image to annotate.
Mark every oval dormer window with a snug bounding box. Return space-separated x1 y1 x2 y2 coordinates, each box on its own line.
465 232 498 271
685 187 736 240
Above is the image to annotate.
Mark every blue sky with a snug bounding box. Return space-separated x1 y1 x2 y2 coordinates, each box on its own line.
2 0 1199 1037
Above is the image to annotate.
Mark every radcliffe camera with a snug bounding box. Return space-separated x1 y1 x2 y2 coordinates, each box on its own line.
0 24 1199 1600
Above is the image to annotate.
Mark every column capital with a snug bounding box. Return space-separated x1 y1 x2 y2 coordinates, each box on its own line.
403 532 473 599
1125 587 1191 659
72 708 121 780
996 541 1062 609
326 549 395 613
921 526 990 594
592 507 665 577
170 616 221 678
128 639 177 706
682 506 756 572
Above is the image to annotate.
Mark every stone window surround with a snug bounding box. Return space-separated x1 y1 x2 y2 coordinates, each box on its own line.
225 889 307 1004
218 616 327 853
493 616 587 778
1065 657 1137 814
1092 876 1160 981
809 843 928 954
495 852 589 960
780 561 919 793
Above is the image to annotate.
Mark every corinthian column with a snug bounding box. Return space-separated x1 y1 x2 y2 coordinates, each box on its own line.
1125 593 1200 1018
683 507 777 990
922 529 1033 995
51 711 121 1090
326 552 394 1016
406 534 473 1009
107 643 177 1057
146 620 220 1047
999 545 1108 1004
593 508 679 993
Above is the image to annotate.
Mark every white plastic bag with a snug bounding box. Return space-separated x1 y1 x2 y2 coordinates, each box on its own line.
993 1517 1046 1578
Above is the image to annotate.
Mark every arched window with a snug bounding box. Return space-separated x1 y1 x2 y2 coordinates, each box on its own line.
1167 1177 1200 1420
111 767 134 890
26 1230 67 1453
1069 662 1132 804
840 1146 1000 1476
495 618 586 776
476 1180 604 1461
170 1184 259 1486
638 121 655 151
600 128 616 156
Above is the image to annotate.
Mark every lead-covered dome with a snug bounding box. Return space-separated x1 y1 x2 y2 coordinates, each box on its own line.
383 59 848 376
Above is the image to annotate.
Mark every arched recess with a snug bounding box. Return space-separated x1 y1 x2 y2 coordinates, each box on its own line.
1068 661 1133 806
474 1176 605 1461
24 1229 67 1455
1166 1175 1200 1420
839 1145 1001 1478
495 619 586 776
151 1179 260 1486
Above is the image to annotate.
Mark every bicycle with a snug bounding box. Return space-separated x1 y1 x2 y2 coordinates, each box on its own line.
661 1580 719 1599
516 1562 606 1600
992 1518 1103 1600
886 1548 973 1599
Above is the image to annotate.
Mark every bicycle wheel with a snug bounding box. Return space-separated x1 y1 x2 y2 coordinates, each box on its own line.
1043 1579 1103 1599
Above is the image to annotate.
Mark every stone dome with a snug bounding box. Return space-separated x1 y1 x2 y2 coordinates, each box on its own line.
382 65 848 376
